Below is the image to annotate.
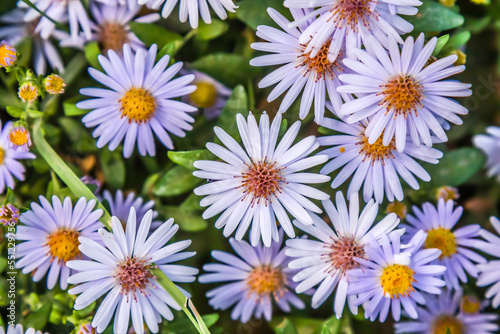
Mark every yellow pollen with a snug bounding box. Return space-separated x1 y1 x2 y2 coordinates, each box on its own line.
380 264 415 299
44 74 66 95
329 0 376 31
190 81 217 108
386 201 407 219
432 315 464 334
240 159 284 205
461 295 481 314
246 265 286 301
379 75 424 117
98 21 129 52
339 146 346 153
9 127 29 147
425 227 457 259
299 41 343 81
0 147 4 165
18 82 38 103
45 229 81 263
119 88 156 124
358 132 395 164
324 236 365 275
0 42 16 67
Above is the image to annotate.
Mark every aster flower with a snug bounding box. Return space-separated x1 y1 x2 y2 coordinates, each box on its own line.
318 117 442 203
286 192 400 318
395 289 499 334
182 68 232 119
250 8 351 123
77 44 197 158
0 121 36 193
18 82 38 103
0 204 19 226
9 125 31 152
193 112 330 247
67 208 198 334
15 196 103 290
337 34 471 152
44 74 66 95
348 230 446 322
199 231 305 323
0 325 43 334
473 126 500 181
403 199 486 289
0 7 67 75
138 0 237 29
283 0 421 60
102 189 162 229
0 40 17 67
475 216 500 308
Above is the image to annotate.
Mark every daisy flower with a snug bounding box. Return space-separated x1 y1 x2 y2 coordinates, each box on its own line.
15 196 103 290
193 112 330 247
138 0 238 29
67 208 198 334
337 34 471 152
9 125 31 152
403 199 486 289
475 216 500 308
348 230 446 322
286 191 400 318
0 325 42 334
473 126 500 181
0 121 36 193
182 68 232 119
0 204 20 226
19 0 92 41
250 8 351 123
318 117 442 203
0 7 67 75
102 189 162 229
283 0 421 60
199 231 305 323
395 289 499 334
77 44 197 158
0 41 17 67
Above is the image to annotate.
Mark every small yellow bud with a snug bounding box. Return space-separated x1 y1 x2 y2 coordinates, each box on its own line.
439 0 456 6
436 186 459 202
44 74 66 95
386 201 407 220
9 126 31 151
0 41 17 67
449 50 467 66
190 81 217 108
18 82 38 103
461 295 481 314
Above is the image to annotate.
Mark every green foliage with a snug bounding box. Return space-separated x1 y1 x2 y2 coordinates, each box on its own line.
129 22 183 47
153 165 201 197
406 1 464 32
191 54 257 87
168 150 215 171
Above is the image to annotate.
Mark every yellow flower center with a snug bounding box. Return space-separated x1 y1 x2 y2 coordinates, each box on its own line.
45 229 81 263
358 132 395 164
240 159 284 205
0 147 4 165
0 43 16 67
380 264 415 298
386 201 407 219
44 74 66 95
98 22 129 52
119 88 156 124
432 315 464 334
9 128 29 147
330 0 376 31
436 186 459 202
246 265 286 300
379 75 424 117
461 295 481 314
18 82 38 103
324 236 365 275
299 41 343 80
190 81 217 108
425 227 457 259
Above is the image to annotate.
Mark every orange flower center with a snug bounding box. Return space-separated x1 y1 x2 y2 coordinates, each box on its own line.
380 264 415 298
98 22 129 52
240 159 284 205
246 265 286 300
323 236 365 275
432 315 464 334
119 88 156 124
9 128 29 147
329 0 376 31
299 41 343 80
46 229 81 263
425 227 457 259
379 75 424 117
358 132 395 164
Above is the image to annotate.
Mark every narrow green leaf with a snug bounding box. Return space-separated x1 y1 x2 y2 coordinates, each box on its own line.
5 106 24 118
63 97 87 116
275 318 299 334
84 42 102 71
168 150 215 171
321 316 342 334
432 34 450 56
406 1 464 32
440 31 471 55
153 166 201 197
196 20 229 40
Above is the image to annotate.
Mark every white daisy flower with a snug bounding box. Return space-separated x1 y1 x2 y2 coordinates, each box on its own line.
250 8 352 123
67 208 198 334
403 199 486 289
199 231 305 323
348 230 446 322
395 289 499 334
137 0 237 29
286 191 400 318
337 34 472 152
77 44 197 158
0 7 67 75
318 117 442 203
475 216 500 308
15 196 103 290
283 0 421 60
19 0 92 41
193 112 330 247
0 325 43 334
473 126 500 181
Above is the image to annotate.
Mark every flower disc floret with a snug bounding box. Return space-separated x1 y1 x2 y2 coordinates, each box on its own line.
46 229 81 263
119 87 157 124
425 227 457 259
381 264 415 298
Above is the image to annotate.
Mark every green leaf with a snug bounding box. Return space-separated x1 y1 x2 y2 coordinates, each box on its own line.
84 42 102 71
196 20 229 40
158 40 183 61
25 301 52 330
5 106 24 118
168 150 215 171
129 22 182 48
216 85 248 141
236 0 292 30
440 31 471 55
153 166 201 197
274 318 299 334
163 205 207 232
406 1 464 32
432 34 450 56
427 148 486 187
164 314 219 333
321 316 342 334
191 53 257 87
63 97 87 116
62 53 88 86
100 149 126 189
